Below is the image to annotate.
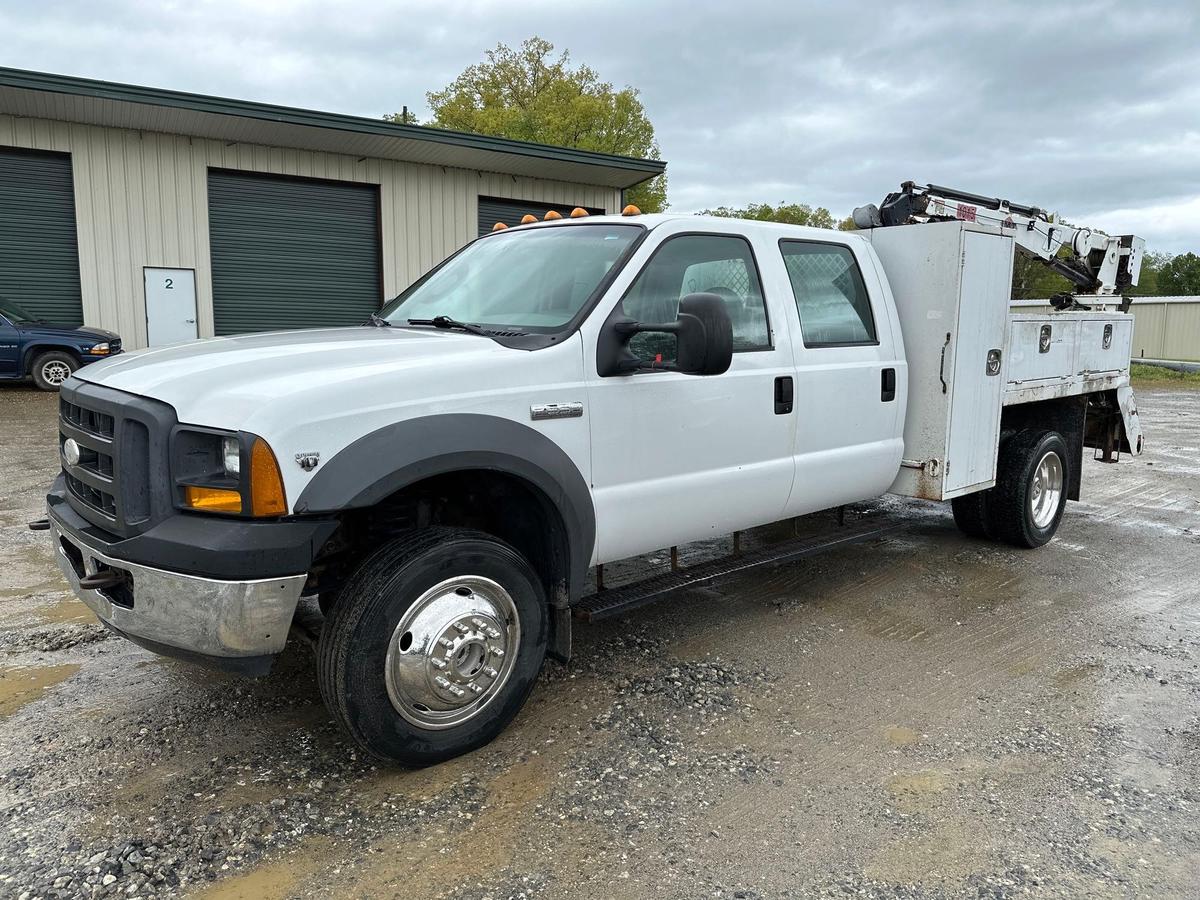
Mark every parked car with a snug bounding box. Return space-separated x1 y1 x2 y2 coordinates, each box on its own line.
0 295 122 390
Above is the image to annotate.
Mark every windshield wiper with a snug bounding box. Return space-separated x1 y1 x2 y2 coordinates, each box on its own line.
368 312 392 327
407 315 494 337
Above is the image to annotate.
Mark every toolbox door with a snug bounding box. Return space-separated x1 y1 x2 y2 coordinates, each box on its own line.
943 231 1011 495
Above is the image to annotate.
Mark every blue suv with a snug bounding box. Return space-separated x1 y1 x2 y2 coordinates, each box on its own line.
0 295 122 390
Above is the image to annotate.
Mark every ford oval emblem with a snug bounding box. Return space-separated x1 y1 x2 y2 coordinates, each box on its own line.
63 438 81 467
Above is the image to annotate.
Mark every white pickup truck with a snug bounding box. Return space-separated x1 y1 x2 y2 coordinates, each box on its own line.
45 183 1144 764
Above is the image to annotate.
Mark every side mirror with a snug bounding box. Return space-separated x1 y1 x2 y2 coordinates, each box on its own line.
597 292 734 377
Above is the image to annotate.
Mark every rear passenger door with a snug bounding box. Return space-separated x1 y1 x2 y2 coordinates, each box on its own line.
772 238 905 515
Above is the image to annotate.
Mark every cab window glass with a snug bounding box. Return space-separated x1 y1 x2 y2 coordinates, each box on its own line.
620 234 770 362
779 241 877 346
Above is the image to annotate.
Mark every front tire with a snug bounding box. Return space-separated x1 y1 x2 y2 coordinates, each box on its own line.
31 350 78 391
317 527 548 766
990 430 1069 548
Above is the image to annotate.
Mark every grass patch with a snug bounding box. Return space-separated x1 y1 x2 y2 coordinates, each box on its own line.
1130 363 1200 386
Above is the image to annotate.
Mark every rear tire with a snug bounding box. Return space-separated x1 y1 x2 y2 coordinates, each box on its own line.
951 491 994 540
317 527 548 766
31 350 78 391
990 430 1069 548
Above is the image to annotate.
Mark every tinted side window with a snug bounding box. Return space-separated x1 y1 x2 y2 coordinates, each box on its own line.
621 234 770 361
780 241 877 347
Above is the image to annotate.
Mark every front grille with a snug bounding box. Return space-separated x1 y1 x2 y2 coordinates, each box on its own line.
58 381 177 538
61 397 115 439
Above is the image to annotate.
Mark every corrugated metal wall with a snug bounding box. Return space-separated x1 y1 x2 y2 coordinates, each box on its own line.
0 115 622 348
1012 298 1200 362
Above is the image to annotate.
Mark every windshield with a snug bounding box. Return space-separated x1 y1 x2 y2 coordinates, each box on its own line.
0 295 38 324
381 224 642 332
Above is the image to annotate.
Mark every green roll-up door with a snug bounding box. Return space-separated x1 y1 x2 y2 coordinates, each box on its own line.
208 170 382 335
478 197 605 236
0 148 83 326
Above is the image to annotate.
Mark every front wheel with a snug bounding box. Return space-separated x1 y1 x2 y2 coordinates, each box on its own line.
990 430 1069 548
317 528 548 766
31 350 78 391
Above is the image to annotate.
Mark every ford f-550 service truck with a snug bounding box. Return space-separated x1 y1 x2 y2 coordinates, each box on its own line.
43 181 1144 765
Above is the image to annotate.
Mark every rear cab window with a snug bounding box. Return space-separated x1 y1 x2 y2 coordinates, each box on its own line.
779 240 877 347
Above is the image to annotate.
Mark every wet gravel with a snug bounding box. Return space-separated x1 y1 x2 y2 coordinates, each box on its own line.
1 383 1199 898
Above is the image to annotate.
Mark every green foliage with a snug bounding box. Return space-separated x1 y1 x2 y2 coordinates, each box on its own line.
1130 363 1200 385
698 202 836 229
1157 252 1200 295
415 37 667 212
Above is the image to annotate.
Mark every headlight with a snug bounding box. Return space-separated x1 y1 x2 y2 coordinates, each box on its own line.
222 436 241 476
173 429 287 517
90 342 111 355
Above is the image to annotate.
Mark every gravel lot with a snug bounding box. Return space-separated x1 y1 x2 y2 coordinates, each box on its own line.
1 382 1198 899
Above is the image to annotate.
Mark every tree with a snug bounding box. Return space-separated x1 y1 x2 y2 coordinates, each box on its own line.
1157 252 1200 295
410 38 667 212
698 202 835 229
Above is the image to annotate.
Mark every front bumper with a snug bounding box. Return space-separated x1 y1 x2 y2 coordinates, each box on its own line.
49 508 307 675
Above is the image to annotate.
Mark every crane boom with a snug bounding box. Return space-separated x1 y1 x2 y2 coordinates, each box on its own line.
853 181 1145 299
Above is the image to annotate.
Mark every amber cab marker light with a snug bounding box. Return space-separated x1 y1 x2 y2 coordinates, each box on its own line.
520 214 538 224
569 207 589 218
492 222 508 231
621 204 641 216
543 210 562 220
184 485 242 514
249 438 288 517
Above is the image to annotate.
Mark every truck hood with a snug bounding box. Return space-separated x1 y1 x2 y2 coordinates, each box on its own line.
73 326 508 425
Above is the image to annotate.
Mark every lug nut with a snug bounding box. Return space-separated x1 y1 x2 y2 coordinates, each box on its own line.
472 617 487 628
485 627 500 639
448 684 466 697
434 676 451 688
468 683 483 695
490 647 505 658
430 658 447 669
454 622 470 634
483 666 499 679
438 638 454 649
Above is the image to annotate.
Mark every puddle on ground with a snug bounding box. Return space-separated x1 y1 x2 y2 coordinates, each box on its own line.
37 596 95 625
0 663 81 718
190 841 333 900
1053 661 1103 689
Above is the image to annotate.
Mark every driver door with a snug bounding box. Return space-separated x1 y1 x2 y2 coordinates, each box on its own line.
0 315 19 377
583 227 797 564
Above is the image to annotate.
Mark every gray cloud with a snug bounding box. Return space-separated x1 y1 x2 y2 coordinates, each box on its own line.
3 0 1198 251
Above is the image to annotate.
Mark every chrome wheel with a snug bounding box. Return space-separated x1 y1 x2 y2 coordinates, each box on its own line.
41 360 72 386
384 575 520 731
1029 450 1064 529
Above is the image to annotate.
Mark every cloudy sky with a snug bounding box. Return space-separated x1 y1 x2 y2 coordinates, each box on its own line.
4 0 1199 252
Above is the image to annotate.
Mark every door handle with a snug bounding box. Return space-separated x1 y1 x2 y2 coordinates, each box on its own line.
881 368 896 402
774 376 793 414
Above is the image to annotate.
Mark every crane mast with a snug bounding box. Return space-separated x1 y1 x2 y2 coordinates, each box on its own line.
853 182 1145 303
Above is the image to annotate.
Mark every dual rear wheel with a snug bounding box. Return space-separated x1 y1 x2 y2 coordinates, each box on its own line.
952 430 1069 548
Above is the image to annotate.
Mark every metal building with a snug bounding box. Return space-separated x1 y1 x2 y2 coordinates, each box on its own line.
0 67 664 349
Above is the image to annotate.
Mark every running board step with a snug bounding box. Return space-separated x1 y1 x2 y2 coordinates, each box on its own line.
573 516 903 623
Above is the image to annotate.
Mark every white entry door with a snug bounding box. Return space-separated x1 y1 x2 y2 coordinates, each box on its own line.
144 268 198 347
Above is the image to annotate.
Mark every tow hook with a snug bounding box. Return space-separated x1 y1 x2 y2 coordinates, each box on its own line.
28 518 50 531
78 570 127 591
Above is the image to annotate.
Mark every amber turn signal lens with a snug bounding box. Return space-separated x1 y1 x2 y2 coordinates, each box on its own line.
183 485 242 514
621 204 641 216
492 222 508 231
543 210 562 220
569 207 589 218
249 438 287 517
520 214 538 224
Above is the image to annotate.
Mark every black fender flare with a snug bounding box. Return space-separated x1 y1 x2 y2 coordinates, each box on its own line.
294 414 595 600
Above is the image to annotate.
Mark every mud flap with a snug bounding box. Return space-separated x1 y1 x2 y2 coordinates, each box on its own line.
1116 384 1144 455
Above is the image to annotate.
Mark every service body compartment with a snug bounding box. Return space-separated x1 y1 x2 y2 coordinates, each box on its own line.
864 221 1013 500
1005 311 1134 404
